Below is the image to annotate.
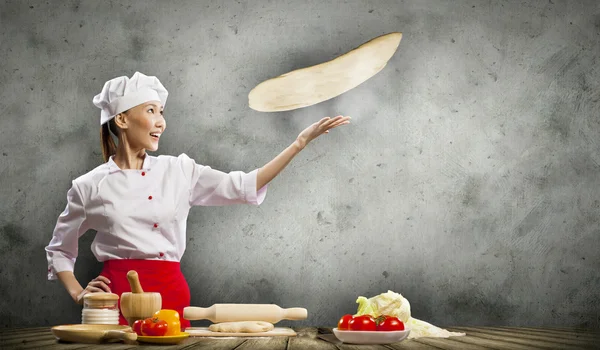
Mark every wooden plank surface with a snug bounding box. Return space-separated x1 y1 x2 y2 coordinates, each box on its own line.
454 326 600 345
387 340 451 350
482 326 600 344
1 327 599 349
171 338 246 350
411 336 493 349
0 327 51 335
234 336 288 350
288 327 337 350
0 329 54 341
492 326 600 341
433 333 538 350
449 327 599 350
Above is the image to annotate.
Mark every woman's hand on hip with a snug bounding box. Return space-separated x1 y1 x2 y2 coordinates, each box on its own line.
295 115 351 149
75 275 112 304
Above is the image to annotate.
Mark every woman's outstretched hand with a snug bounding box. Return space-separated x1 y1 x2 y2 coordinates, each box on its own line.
295 115 351 149
256 115 351 189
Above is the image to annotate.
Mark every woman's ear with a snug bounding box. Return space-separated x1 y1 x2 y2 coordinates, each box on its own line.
114 112 128 130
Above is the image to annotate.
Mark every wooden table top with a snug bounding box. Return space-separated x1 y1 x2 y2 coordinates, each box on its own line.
1 326 599 349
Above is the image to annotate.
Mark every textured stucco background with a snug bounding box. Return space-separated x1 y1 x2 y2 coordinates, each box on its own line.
1 0 599 329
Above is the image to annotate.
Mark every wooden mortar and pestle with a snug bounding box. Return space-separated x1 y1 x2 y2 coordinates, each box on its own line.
120 270 162 326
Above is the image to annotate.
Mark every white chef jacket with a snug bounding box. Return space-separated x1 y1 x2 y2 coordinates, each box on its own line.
45 153 267 280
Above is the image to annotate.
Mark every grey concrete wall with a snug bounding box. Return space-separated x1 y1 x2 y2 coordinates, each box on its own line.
1 0 599 329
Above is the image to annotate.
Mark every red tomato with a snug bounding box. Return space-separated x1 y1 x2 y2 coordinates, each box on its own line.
132 319 143 335
348 315 377 331
337 314 354 330
377 316 405 331
141 317 168 336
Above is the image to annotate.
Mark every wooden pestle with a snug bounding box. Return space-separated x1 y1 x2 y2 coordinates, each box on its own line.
127 271 144 293
119 270 161 326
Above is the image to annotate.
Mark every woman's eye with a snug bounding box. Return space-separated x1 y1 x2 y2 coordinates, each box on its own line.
148 108 154 113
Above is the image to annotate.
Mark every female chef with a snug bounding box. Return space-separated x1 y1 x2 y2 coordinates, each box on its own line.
45 72 350 329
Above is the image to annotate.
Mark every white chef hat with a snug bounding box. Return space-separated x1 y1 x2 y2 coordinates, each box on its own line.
92 71 168 125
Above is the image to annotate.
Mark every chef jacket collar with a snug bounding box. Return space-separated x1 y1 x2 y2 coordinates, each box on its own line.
107 153 152 174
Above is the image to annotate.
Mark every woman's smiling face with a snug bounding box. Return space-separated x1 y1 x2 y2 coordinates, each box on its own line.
117 101 166 151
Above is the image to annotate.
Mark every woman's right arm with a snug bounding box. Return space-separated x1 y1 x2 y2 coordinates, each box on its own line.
57 271 111 304
46 181 110 304
57 271 84 303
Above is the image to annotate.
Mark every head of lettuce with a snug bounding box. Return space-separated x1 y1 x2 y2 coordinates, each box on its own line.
354 290 465 339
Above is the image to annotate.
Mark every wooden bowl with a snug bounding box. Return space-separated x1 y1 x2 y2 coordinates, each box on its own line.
119 271 162 326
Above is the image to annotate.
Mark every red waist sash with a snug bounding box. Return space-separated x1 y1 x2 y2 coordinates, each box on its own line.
100 259 191 330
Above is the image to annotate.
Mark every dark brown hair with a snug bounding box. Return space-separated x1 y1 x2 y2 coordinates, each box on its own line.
100 118 119 162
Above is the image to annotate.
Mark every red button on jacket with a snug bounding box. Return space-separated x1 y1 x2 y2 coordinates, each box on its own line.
159 252 164 257
141 172 146 176
148 195 153 200
154 223 158 228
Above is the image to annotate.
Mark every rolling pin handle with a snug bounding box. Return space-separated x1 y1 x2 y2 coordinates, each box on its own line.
284 307 308 320
183 306 212 321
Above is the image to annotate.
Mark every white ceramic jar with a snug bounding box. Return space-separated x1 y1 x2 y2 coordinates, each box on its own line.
81 292 120 325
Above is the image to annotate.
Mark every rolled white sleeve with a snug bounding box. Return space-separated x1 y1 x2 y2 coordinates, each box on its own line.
45 181 89 280
242 169 268 205
179 153 267 206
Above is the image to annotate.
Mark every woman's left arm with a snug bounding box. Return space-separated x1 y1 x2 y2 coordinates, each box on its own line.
256 115 351 189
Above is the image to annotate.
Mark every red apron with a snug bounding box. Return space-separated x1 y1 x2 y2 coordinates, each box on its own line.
100 259 191 331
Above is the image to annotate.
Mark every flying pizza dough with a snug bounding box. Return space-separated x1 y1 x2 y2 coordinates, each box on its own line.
248 32 402 112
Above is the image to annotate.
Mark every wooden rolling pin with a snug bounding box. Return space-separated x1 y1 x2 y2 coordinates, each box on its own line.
183 304 307 323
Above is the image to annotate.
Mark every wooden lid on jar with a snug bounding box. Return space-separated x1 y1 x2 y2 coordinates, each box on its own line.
83 292 119 309
83 292 119 301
